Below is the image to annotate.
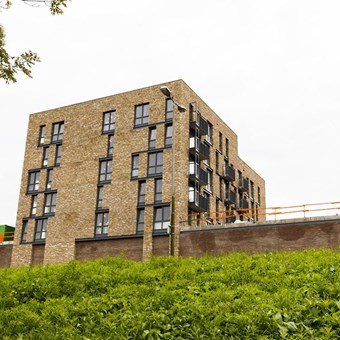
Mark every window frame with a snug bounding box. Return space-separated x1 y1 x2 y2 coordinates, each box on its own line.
154 178 162 203
34 218 48 242
95 211 109 236
148 126 157 149
131 154 139 178
134 103 149 127
165 98 174 121
136 208 145 234
30 195 38 217
42 146 49 168
46 169 53 190
102 110 116 133
148 151 163 177
153 205 170 233
21 220 28 243
27 171 40 193
99 159 112 183
164 124 173 147
107 134 114 157
96 186 104 209
138 181 146 206
44 192 57 215
38 125 46 145
55 145 62 166
51 122 64 144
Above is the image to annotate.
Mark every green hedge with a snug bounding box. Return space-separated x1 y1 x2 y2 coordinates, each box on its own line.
1 249 340 339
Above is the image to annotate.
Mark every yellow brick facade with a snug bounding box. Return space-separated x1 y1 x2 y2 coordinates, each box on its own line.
12 79 266 266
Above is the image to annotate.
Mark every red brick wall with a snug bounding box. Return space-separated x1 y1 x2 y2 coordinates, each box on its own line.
75 236 143 261
179 219 340 257
0 245 13 267
31 244 45 266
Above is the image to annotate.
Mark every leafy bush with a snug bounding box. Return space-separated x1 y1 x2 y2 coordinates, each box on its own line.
1 249 340 339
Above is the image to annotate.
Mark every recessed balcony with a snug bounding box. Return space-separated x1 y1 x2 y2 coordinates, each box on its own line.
190 111 208 136
223 165 235 182
225 190 236 205
189 165 208 186
238 178 249 193
189 138 209 160
189 194 209 213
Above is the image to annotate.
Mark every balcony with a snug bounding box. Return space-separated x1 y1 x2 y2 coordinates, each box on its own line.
189 194 209 213
189 166 208 186
223 165 235 182
238 178 249 193
189 138 209 160
225 190 236 205
190 111 208 135
237 199 249 212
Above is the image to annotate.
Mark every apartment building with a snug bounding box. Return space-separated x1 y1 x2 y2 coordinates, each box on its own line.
12 79 265 266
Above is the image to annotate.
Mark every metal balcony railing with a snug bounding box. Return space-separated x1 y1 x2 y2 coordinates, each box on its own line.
189 166 208 186
189 138 209 160
189 194 209 213
190 111 208 136
238 178 249 193
223 165 235 182
225 190 236 205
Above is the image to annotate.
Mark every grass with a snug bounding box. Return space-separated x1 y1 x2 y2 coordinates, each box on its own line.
1 249 340 339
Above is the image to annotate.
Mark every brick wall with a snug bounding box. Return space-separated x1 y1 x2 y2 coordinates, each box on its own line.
179 218 340 257
0 245 13 267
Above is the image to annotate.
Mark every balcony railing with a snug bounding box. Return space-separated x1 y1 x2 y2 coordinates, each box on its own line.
225 190 236 205
190 111 208 136
223 165 235 182
238 178 249 193
189 194 209 213
189 166 208 186
237 199 249 211
189 138 209 160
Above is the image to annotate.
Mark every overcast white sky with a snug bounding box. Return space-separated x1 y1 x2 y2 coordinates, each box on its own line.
1 0 340 226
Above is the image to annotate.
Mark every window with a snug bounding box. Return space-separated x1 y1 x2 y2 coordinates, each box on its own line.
34 219 47 241
39 125 45 145
28 171 40 193
148 152 163 176
206 169 212 192
51 122 64 143
215 151 219 174
219 177 223 199
250 181 254 200
21 220 28 243
136 208 144 233
219 132 223 152
44 193 57 215
46 169 53 190
55 145 62 166
165 124 173 147
95 212 109 236
149 127 156 149
154 205 170 232
103 111 116 133
97 186 103 209
165 98 173 120
134 103 149 127
42 147 49 167
108 135 114 156
225 138 229 157
30 195 37 216
206 122 213 144
99 160 112 183
154 178 162 203
131 155 139 178
258 187 261 205
138 181 146 205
